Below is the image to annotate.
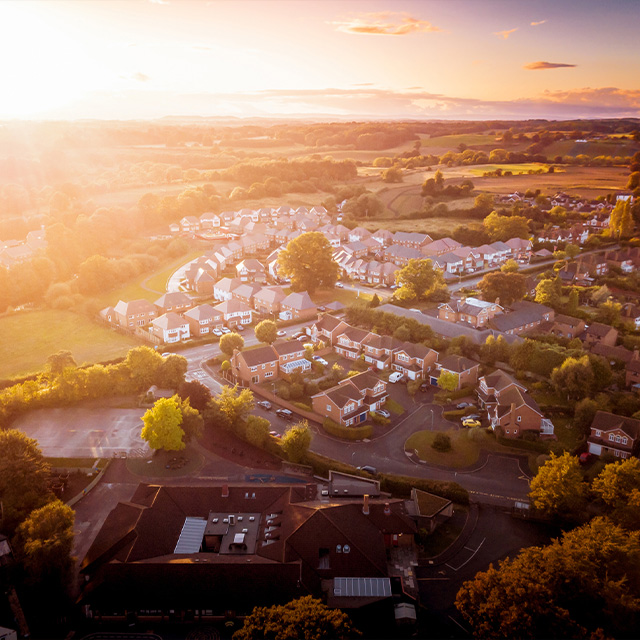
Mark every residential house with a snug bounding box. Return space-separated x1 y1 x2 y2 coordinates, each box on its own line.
477 370 526 410
384 245 422 266
235 259 266 283
435 355 480 390
113 299 157 328
489 301 555 336
421 238 461 256
587 411 640 459
451 246 483 272
335 326 373 360
362 334 400 371
410 489 453 534
348 227 372 243
536 314 586 339
213 277 242 302
232 283 263 308
591 343 635 367
180 216 200 233
232 345 279 384
312 371 387 426
578 253 609 278
625 352 640 390
488 386 548 439
391 342 438 381
431 252 464 275
184 304 223 336
310 314 351 346
372 229 395 247
149 312 190 344
155 292 193 316
200 212 221 228
341 242 369 259
279 292 317 321
253 286 287 317
621 303 640 330
193 269 217 295
505 237 533 260
272 340 311 376
580 322 618 348
489 241 512 263
214 299 254 328
393 232 433 249
438 297 502 328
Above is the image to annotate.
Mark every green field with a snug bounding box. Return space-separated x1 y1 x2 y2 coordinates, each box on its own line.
468 163 551 176
419 133 498 149
0 310 140 380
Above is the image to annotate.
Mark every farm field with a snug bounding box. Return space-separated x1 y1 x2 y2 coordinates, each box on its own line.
360 216 479 236
467 162 552 176
0 310 140 381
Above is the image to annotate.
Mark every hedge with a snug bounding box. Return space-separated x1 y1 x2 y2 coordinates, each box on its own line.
379 473 469 505
291 401 313 412
304 451 361 477
443 409 466 420
322 418 373 441
497 435 550 453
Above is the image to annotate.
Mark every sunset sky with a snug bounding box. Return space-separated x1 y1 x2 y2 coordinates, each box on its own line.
2 0 639 120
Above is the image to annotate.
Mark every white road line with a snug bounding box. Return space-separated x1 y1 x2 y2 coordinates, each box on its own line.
448 615 471 634
447 537 486 571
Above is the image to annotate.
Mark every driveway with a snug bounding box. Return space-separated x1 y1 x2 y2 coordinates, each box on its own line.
13 407 149 458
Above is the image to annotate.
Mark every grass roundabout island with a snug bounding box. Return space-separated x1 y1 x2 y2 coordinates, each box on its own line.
126 444 205 478
405 427 494 469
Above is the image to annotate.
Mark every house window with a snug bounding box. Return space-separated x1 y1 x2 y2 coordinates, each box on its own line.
318 548 330 569
517 416 522 422
595 430 601 437
265 372 273 378
262 364 266 370
622 437 628 445
609 434 614 441
251 366 257 372
326 405 331 412
616 435 621 443
251 375 259 383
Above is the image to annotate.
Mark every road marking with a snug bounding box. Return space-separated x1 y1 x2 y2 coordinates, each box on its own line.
448 615 470 634
417 577 449 581
446 537 486 572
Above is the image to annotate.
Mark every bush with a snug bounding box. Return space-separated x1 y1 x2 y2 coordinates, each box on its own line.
369 411 390 426
322 418 373 441
432 433 452 452
497 435 549 453
379 473 469 504
443 409 466 419
291 401 312 412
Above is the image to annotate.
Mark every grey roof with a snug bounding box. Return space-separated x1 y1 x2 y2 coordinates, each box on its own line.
174 517 207 554
490 301 553 333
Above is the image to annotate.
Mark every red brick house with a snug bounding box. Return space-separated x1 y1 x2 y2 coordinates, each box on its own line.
488 386 548 439
279 292 317 322
309 314 351 346
580 322 618 348
183 304 224 336
435 355 479 390
335 326 373 361
587 411 640 459
391 342 438 381
113 299 157 328
253 287 287 316
362 334 400 371
232 345 279 384
437 297 502 328
155 292 194 316
272 340 311 376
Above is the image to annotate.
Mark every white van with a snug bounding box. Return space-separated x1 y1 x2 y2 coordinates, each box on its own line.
388 372 403 383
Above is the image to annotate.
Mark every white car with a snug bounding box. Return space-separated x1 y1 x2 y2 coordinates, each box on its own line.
212 328 223 337
221 327 231 334
276 330 287 337
335 282 344 288
312 356 328 366
388 372 403 383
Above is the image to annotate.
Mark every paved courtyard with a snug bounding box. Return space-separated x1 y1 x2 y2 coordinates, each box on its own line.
13 407 149 458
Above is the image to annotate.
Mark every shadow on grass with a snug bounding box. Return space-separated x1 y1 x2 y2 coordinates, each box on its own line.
126 443 205 478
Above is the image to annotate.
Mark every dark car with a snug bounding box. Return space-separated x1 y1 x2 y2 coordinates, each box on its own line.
275 408 293 420
257 400 272 410
357 465 377 475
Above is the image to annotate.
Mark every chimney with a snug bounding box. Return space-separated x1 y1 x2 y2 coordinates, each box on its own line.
222 484 229 498
384 503 391 516
362 494 370 516
510 402 516 423
229 514 235 526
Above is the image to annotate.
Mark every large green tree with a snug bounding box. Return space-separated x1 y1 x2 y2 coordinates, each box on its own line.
233 595 361 640
281 421 312 463
140 396 185 451
477 271 526 306
529 451 587 519
0 430 52 534
277 232 339 293
609 199 634 239
437 370 459 392
394 258 443 302
220 332 245 357
205 385 255 433
254 319 278 345
124 346 164 390
483 211 529 241
591 457 640 529
550 355 594 401
173 395 204 443
456 517 640 639
534 278 560 307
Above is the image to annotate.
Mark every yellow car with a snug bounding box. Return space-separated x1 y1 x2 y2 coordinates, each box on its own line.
462 418 481 428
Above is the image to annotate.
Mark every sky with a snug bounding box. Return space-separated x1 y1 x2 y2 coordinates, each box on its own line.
1 0 639 121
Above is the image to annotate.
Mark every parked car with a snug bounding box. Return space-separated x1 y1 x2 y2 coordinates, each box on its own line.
257 400 272 410
292 331 307 340
275 408 293 420
374 408 391 419
388 372 403 383
276 330 287 337
212 328 223 337
335 282 344 288
465 414 480 421
312 356 328 366
161 352 171 357
579 452 593 465
420 382 431 392
317 305 326 312
461 418 481 428
357 465 377 475
236 324 244 331
269 430 281 438
221 327 231 334
457 402 473 409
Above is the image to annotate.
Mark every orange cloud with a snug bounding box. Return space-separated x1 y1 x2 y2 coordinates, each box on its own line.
494 28 518 39
530 20 547 26
524 61 576 70
332 12 441 36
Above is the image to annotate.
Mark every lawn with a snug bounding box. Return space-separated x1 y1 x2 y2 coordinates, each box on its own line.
310 287 369 306
144 250 205 293
384 398 405 415
468 163 552 176
419 133 499 149
0 310 140 380
406 427 537 469
361 217 479 237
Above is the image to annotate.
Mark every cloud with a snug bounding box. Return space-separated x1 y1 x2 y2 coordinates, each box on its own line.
332 12 441 36
530 20 547 26
149 0 169 4
192 45 213 51
524 61 577 70
120 72 150 83
494 28 518 39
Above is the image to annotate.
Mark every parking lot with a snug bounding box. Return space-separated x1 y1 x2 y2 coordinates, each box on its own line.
13 407 149 458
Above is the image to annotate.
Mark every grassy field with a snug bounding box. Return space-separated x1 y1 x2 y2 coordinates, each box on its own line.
361 217 479 236
468 162 551 176
545 139 640 158
0 310 140 380
419 133 499 148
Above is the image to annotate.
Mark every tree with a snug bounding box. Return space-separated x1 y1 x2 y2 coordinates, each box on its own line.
46 350 77 377
596 299 621 326
590 284 611 307
140 396 185 451
394 258 442 302
158 353 188 388
483 211 529 241
233 595 361 640
609 199 634 239
551 355 594 401
473 193 495 215
177 380 212 412
15 499 75 595
342 193 384 219
205 385 254 433
535 278 560 307
529 452 587 519
254 319 278 345
173 395 203 443
220 332 245 357
437 370 458 392
573 398 599 436
381 166 402 183
565 244 580 260
0 430 52 533
566 288 579 315
245 415 271 448
628 171 640 191
500 259 519 273
393 324 411 342
591 457 640 529
281 421 312 463
456 517 640 639
478 272 526 306
124 346 164 390
277 232 339 293
369 293 380 308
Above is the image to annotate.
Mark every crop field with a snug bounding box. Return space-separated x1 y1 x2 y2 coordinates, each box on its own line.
544 138 640 158
467 162 552 176
361 216 478 236
0 310 140 381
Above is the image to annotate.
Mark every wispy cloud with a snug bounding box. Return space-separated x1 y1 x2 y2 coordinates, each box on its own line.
120 72 150 82
149 0 169 5
494 28 518 39
192 45 213 51
530 20 547 26
332 12 441 36
524 61 576 70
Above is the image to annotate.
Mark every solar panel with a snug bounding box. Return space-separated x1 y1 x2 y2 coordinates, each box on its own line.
174 517 207 554
333 577 391 598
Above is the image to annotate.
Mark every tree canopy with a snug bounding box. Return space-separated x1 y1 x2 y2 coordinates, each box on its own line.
233 595 361 640
483 211 529 241
437 370 458 392
255 319 278 345
277 232 339 293
477 271 526 306
220 332 245 357
591 457 640 529
140 396 186 451
550 355 594 401
281 421 312 463
205 385 255 433
394 258 444 302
